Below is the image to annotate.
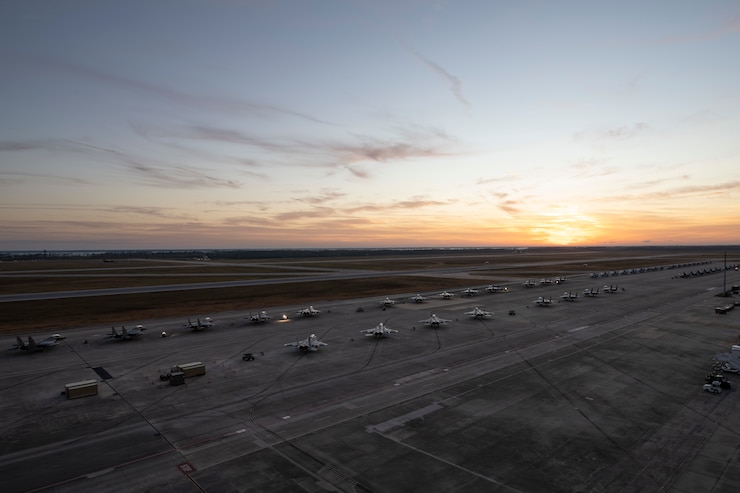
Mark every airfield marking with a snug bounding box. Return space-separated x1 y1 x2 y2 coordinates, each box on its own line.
374 430 523 492
86 467 114 479
176 462 197 475
365 402 444 433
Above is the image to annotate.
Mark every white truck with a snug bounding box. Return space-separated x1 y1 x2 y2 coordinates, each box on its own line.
703 383 722 394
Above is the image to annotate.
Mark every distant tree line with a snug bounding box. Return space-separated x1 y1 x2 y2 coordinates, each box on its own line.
0 245 733 262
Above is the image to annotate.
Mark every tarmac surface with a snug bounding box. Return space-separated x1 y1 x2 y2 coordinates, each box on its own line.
2 257 740 492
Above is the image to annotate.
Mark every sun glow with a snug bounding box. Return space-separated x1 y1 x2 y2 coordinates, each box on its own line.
530 206 600 245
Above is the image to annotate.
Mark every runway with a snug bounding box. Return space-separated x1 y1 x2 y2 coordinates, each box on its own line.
2 257 740 492
0 265 495 302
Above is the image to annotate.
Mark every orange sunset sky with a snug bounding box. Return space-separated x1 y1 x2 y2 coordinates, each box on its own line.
1 1 739 250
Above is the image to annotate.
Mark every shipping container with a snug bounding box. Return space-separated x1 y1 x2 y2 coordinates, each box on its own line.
65 379 98 399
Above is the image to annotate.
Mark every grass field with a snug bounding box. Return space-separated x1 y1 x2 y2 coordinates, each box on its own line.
1 276 478 332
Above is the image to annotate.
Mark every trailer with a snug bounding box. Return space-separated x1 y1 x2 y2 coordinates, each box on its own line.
65 379 98 400
170 362 206 378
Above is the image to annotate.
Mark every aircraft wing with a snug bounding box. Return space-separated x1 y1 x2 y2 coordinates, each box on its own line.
35 339 59 348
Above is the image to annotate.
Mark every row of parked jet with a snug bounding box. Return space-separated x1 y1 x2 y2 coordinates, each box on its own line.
378 286 510 307
523 277 567 287
287 304 510 352
533 285 621 306
283 314 449 352
284 307 503 352
590 261 726 280
108 319 213 341
11 278 619 354
9 277 620 352
12 327 149 351
677 265 738 278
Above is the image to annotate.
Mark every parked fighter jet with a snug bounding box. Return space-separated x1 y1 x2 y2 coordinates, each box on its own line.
408 294 428 303
296 306 321 317
284 333 327 352
361 322 399 338
248 311 271 323
377 297 399 307
438 291 455 299
108 325 146 340
13 334 65 351
534 296 553 306
523 280 536 288
461 288 479 297
603 285 619 293
419 313 452 327
465 307 493 319
561 291 578 301
185 317 213 331
486 285 508 293
583 287 600 297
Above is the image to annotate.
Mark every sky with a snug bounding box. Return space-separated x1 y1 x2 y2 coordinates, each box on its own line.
1 0 739 250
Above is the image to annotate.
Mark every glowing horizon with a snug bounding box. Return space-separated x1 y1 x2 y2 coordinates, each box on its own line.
1 1 739 250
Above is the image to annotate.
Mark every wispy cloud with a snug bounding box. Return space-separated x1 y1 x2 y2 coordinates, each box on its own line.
654 11 740 45
573 122 649 142
607 180 739 203
122 161 242 189
0 135 249 190
101 205 193 220
153 124 299 154
139 121 460 178
0 170 91 186
568 157 617 177
130 122 269 177
405 46 471 113
0 138 121 155
292 190 346 205
497 199 522 215
345 197 454 214
211 200 272 209
15 55 332 124
331 135 456 164
274 207 335 222
252 195 456 226
647 180 740 199
0 140 58 152
221 216 274 228
343 165 371 179
476 174 520 185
